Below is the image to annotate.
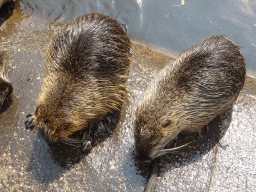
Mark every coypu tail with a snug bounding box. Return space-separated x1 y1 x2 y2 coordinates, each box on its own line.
144 158 160 192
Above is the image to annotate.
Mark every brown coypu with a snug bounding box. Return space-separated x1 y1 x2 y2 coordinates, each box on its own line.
0 0 14 26
25 13 131 151
0 52 13 110
134 35 246 162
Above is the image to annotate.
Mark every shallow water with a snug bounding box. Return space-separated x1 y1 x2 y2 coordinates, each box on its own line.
0 0 255 191
22 0 256 77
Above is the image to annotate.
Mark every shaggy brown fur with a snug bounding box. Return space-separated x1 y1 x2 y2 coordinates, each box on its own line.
0 52 12 109
25 13 131 145
134 35 246 162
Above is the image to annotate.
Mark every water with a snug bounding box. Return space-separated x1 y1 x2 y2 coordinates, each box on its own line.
22 0 256 77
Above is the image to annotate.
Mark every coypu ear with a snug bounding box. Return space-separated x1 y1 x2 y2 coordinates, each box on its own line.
161 119 172 128
60 125 68 131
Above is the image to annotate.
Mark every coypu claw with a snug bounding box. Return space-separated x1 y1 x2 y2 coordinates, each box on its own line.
82 140 92 153
82 123 93 153
25 113 35 130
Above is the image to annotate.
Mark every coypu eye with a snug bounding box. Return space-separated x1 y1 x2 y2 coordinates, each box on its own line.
62 125 68 130
161 119 171 128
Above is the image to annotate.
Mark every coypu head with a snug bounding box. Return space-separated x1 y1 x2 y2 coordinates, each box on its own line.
134 108 181 162
31 74 94 142
33 103 76 142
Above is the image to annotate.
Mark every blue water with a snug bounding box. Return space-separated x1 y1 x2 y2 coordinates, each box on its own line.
23 0 256 77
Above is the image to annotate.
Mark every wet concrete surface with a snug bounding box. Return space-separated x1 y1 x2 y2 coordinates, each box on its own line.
0 1 255 191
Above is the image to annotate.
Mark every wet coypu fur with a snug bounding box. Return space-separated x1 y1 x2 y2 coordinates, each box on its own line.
25 13 131 150
0 52 13 110
134 35 246 162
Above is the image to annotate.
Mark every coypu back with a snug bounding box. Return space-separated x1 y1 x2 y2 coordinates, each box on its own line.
45 13 130 82
25 13 131 143
134 35 246 162
0 52 12 110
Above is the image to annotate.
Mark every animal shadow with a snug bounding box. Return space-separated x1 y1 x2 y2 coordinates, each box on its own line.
0 97 12 113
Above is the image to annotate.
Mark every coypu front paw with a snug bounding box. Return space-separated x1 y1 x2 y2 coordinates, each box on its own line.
25 113 35 130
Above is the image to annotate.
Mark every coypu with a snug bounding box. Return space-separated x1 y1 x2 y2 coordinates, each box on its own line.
0 52 13 110
134 35 246 162
25 13 131 151
0 0 14 26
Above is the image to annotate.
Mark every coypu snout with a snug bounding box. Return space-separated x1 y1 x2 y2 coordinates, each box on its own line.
134 145 152 163
134 114 169 162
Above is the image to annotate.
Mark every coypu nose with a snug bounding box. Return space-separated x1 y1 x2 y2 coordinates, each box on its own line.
134 147 152 163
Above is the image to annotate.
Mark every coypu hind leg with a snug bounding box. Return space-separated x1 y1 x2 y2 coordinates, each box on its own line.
81 114 116 153
94 114 117 136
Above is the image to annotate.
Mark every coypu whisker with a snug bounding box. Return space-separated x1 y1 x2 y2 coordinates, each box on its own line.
60 138 84 147
62 137 83 144
160 141 193 154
